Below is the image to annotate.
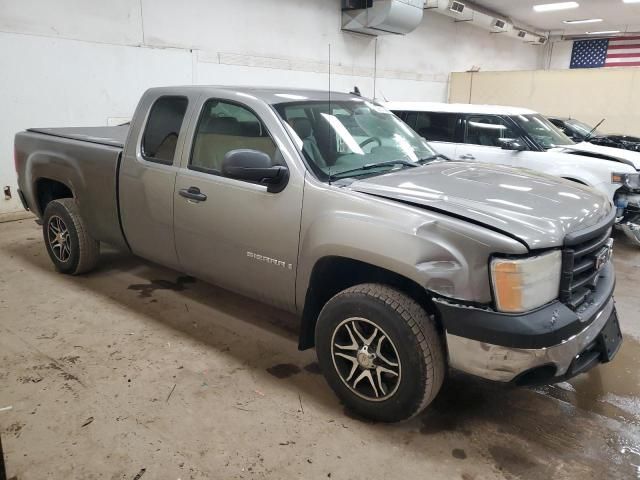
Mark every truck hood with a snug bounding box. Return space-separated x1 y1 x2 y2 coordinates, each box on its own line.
349 162 612 250
599 134 640 143
550 142 640 170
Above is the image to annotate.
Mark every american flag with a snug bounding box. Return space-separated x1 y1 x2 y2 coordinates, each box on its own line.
570 36 640 69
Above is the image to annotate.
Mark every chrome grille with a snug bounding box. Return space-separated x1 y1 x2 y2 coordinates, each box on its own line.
560 226 613 310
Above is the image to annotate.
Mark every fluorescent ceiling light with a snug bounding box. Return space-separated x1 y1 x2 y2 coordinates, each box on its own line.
586 30 621 34
623 0 640 4
563 18 603 24
534 2 579 12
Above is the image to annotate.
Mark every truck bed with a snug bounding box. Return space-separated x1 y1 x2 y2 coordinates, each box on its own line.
27 125 129 148
15 127 129 251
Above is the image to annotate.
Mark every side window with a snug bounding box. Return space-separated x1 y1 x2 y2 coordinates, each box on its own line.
284 106 310 122
142 96 188 164
465 115 522 148
415 112 458 142
404 111 418 129
550 119 570 135
392 111 416 128
190 100 278 174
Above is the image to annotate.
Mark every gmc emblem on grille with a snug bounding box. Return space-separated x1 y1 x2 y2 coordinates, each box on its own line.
595 239 614 272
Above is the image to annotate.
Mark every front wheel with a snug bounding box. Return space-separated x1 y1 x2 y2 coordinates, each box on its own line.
315 283 445 422
42 198 100 275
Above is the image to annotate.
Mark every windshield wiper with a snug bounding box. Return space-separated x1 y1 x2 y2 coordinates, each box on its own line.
585 118 606 142
328 160 418 180
417 153 450 164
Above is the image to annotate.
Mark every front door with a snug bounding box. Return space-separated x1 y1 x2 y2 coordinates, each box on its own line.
173 97 303 311
457 115 530 167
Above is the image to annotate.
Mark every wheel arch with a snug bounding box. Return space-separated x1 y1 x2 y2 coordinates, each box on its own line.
298 255 440 350
561 177 589 185
35 177 74 216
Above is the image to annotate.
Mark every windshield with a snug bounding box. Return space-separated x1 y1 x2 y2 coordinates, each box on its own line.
566 119 603 137
274 99 437 180
512 114 574 149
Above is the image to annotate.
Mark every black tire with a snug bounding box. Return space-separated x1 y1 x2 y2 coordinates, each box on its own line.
315 283 445 422
42 198 100 275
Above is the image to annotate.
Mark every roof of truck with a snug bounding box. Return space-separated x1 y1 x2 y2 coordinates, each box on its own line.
147 85 363 105
384 101 538 116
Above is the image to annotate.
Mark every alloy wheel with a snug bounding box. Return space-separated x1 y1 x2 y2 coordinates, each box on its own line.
331 317 402 401
47 215 71 262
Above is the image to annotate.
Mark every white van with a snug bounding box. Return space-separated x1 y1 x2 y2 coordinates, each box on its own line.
387 102 640 245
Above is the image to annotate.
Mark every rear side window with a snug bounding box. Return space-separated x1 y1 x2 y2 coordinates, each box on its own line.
142 96 188 164
414 112 459 142
190 99 278 174
392 111 417 128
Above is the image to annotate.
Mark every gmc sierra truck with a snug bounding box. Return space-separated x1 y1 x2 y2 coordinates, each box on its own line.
14 86 622 422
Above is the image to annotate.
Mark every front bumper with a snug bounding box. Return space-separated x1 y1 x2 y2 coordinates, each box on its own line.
614 190 640 245
436 262 620 383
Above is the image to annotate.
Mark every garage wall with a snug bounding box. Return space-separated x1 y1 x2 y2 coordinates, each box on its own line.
449 68 640 135
0 0 542 215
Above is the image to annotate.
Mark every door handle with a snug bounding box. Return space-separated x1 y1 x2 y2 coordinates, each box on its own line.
459 154 476 160
179 186 207 202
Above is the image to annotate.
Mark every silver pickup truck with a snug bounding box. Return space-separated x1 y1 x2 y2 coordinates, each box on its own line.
14 86 622 422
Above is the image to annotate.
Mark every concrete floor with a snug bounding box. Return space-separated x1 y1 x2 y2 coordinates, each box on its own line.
1 218 639 480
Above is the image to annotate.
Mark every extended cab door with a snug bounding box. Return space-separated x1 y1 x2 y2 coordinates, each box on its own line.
120 91 200 270
173 94 303 311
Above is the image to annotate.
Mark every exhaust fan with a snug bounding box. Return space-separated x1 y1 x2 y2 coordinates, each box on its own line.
491 18 509 31
449 1 466 14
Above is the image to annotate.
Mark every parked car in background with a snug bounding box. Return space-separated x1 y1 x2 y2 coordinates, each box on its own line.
388 102 640 246
548 116 640 153
14 87 622 422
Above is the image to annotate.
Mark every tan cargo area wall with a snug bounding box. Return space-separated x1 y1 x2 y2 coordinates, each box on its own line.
449 68 640 135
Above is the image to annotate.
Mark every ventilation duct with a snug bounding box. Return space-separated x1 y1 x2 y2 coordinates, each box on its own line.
342 0 424 36
425 0 548 44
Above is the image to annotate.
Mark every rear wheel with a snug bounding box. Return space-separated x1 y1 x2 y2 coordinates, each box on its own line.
315 283 445 422
42 198 100 275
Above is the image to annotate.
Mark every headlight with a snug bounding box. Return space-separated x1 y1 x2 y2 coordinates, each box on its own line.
612 172 640 190
490 250 561 313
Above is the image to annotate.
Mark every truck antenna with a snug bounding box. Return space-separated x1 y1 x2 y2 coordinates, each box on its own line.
373 37 378 100
328 43 332 185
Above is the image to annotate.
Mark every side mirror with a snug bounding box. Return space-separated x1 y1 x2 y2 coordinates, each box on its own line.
499 139 527 151
222 149 289 193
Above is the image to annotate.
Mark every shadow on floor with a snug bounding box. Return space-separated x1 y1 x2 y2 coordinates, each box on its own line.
6 238 640 479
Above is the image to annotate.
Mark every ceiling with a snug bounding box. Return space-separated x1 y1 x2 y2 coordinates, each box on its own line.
470 0 640 36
